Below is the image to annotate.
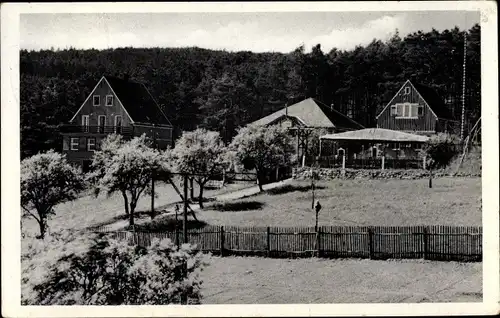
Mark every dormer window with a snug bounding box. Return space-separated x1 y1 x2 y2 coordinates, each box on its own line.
93 95 100 106
105 95 114 106
404 87 411 95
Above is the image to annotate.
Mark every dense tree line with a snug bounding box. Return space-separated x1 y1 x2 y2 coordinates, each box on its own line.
20 24 480 158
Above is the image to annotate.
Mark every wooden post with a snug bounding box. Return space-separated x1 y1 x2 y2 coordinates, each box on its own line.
342 154 346 169
276 166 280 182
319 138 322 157
220 226 225 256
266 226 271 257
189 177 194 200
302 155 306 167
423 227 428 260
150 172 155 216
296 129 300 166
423 156 426 170
368 228 374 259
316 226 321 258
381 156 385 170
429 168 433 188
183 174 188 244
175 204 180 248
222 169 226 186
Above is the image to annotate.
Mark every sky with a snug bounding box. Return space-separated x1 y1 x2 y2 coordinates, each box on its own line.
20 11 479 53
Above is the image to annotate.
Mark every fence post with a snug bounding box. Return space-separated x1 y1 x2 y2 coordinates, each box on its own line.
220 226 225 257
368 228 374 259
381 156 385 170
423 156 426 170
423 227 428 260
316 227 321 258
342 154 346 169
266 226 271 257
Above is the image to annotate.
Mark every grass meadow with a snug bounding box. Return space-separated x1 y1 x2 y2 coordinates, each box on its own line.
197 177 481 227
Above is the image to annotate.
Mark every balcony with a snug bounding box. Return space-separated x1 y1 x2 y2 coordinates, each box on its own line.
60 125 133 137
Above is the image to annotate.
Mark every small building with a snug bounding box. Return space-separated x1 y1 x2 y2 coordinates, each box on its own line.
250 97 364 160
60 75 173 171
319 128 429 169
376 80 458 135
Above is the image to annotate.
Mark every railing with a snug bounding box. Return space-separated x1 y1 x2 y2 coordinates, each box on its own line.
314 156 424 170
60 125 133 136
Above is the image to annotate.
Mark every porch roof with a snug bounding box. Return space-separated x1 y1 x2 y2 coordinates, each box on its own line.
320 128 429 143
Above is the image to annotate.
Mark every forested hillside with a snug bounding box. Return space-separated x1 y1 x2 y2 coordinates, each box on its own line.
20 24 480 158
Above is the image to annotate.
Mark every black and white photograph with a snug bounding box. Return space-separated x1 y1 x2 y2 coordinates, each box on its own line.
1 1 498 317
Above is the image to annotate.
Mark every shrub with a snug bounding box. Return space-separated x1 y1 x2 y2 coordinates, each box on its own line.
424 133 461 169
24 234 209 305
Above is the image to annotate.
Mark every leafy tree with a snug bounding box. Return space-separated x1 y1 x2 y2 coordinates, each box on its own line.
88 134 170 226
171 129 227 208
423 133 461 169
21 151 85 239
229 125 294 192
29 234 209 305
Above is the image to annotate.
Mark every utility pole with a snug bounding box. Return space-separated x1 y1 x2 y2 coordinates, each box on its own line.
460 31 467 142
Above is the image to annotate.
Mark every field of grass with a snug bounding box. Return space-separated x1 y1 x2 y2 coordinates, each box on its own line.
198 177 481 227
200 256 482 304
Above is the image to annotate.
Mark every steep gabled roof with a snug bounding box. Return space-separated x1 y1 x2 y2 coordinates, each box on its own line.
411 82 454 120
376 80 454 121
250 98 364 130
104 76 173 127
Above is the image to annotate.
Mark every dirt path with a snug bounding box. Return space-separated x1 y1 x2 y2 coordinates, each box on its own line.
97 179 293 231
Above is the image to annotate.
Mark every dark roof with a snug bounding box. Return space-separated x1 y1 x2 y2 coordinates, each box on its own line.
250 98 364 130
412 82 454 120
104 76 172 126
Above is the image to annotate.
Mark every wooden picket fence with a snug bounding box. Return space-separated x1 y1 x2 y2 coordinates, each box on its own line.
94 225 482 262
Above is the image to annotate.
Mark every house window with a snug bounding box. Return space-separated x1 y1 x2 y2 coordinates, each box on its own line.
87 137 96 152
404 87 411 95
93 95 100 106
417 106 424 116
70 138 79 151
105 95 114 106
395 103 419 119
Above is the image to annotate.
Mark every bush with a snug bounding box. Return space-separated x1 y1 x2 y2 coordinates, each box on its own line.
23 233 209 305
424 133 461 169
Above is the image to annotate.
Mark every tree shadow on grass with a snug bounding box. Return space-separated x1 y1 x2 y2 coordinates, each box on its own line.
90 210 159 229
131 216 208 232
266 184 326 195
209 201 264 212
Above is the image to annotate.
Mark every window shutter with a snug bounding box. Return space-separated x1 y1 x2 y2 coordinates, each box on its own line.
63 137 69 151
